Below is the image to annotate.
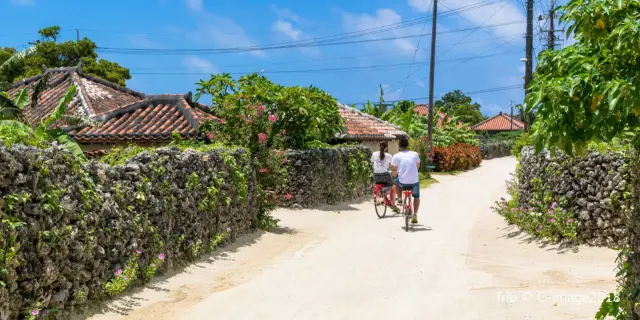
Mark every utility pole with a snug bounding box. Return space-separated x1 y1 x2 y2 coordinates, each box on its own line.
510 100 514 130
427 0 438 152
76 29 80 42
547 0 555 50
524 0 534 132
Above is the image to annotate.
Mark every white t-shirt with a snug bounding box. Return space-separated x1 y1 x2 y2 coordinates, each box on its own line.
391 150 420 184
371 151 393 174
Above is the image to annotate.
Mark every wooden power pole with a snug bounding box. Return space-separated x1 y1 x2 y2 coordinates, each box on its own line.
524 0 534 132
427 0 438 151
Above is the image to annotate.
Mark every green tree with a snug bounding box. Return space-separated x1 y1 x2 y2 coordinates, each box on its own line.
0 26 131 88
434 89 483 124
195 72 344 149
523 0 640 318
380 106 426 138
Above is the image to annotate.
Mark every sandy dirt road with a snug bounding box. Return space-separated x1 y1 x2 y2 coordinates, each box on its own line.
84 157 616 320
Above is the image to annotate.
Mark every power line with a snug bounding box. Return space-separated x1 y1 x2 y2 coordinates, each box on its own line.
399 0 432 100
346 84 523 105
438 0 523 51
97 20 525 56
129 51 522 75
436 0 510 58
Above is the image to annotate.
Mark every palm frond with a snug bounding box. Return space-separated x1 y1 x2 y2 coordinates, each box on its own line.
30 72 50 114
62 114 98 128
0 44 39 74
55 134 87 160
42 85 76 129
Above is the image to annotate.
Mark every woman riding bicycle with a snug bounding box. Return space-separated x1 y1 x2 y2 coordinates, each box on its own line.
371 141 399 213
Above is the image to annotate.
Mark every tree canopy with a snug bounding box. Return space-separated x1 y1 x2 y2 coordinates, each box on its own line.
434 89 484 125
195 72 344 149
0 26 131 88
526 0 640 155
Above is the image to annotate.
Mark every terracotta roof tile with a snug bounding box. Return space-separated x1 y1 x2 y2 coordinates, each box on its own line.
68 96 217 143
7 64 219 143
337 104 407 140
471 112 524 131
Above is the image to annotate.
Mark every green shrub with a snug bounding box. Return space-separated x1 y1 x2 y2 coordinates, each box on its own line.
492 177 577 242
511 133 532 158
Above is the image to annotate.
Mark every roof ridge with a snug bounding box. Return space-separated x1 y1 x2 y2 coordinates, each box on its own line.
7 74 45 89
79 73 145 99
338 103 406 134
70 72 94 118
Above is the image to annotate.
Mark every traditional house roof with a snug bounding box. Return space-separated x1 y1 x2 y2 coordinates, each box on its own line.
68 95 217 143
413 104 463 128
337 104 407 141
471 111 524 131
6 63 218 144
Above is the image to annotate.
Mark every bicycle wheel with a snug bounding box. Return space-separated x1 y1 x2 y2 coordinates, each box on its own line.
403 196 410 232
374 188 387 218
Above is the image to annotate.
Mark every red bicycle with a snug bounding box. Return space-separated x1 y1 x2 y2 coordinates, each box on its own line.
400 187 414 232
373 183 394 218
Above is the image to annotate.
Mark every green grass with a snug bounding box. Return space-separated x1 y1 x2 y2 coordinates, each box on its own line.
433 170 463 175
419 177 439 188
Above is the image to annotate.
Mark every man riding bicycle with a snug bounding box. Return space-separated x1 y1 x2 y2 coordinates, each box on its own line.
391 136 421 224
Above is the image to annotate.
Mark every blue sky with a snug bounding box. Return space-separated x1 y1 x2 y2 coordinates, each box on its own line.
1 0 565 116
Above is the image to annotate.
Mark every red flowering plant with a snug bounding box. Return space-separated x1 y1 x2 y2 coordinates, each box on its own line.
198 97 287 230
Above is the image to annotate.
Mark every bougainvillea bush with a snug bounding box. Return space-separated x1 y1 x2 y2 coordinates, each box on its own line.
493 176 578 242
432 143 481 172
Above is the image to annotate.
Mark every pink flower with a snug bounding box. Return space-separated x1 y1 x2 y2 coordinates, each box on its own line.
268 114 277 123
284 193 293 200
124 276 129 281
151 263 156 267
257 104 266 113
220 119 227 124
550 218 556 223
136 250 142 255
206 131 214 140
281 129 286 135
226 227 232 232
32 310 39 316
548 210 554 215
159 253 165 261
116 269 123 276
247 119 253 124
568 219 573 223
259 168 269 173
551 202 557 209
258 133 267 144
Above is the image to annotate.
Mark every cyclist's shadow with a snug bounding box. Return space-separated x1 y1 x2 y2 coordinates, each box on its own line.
402 224 432 232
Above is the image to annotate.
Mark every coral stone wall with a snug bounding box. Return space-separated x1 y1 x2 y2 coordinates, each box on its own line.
479 141 514 159
0 144 257 319
518 147 631 247
281 146 373 208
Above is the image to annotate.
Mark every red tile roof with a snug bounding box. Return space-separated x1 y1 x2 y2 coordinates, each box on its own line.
7 64 218 144
471 112 524 131
413 104 463 128
337 104 407 140
7 65 144 127
69 96 217 143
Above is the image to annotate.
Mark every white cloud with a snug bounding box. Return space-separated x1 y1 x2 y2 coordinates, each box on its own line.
189 14 266 58
381 84 404 101
271 5 303 24
185 0 203 11
408 0 525 39
273 21 302 40
127 35 161 49
341 8 424 57
183 56 218 73
272 20 320 57
415 80 426 88
10 0 35 6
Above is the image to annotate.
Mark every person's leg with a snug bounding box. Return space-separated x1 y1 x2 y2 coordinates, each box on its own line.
412 183 420 223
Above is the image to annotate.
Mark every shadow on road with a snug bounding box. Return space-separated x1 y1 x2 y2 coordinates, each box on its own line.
499 224 580 254
71 226 299 319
